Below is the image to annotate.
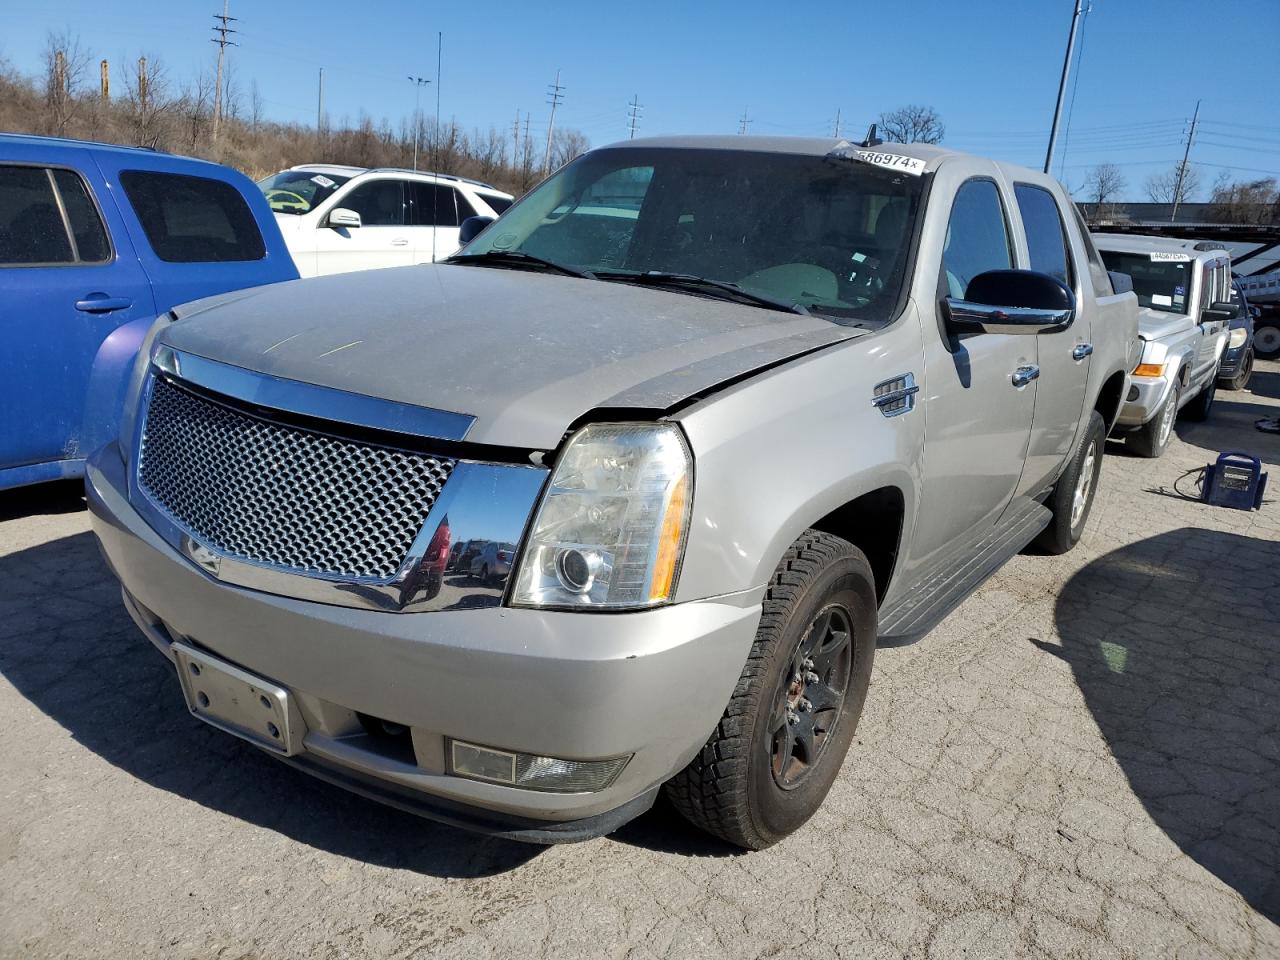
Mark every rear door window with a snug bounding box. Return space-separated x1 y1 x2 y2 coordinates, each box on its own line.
1014 183 1073 286
121 170 265 262
0 165 110 266
409 182 464 227
477 194 513 215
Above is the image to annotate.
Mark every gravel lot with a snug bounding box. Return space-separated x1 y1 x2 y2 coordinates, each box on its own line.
2 363 1278 960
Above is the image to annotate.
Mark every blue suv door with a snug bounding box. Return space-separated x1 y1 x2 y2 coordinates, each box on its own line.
0 160 156 481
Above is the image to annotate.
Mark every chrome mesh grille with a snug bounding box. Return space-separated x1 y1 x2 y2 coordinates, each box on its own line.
138 376 454 580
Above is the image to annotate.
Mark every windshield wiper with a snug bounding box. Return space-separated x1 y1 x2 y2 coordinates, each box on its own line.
445 250 595 279
593 270 810 316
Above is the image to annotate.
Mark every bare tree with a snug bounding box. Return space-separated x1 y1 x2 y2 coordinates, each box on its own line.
551 127 590 170
1082 163 1127 205
1144 164 1201 206
877 104 944 144
179 70 214 152
1207 173 1278 225
43 30 91 136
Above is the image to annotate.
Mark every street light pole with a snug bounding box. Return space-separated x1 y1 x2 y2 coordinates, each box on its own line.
408 76 430 170
1044 0 1084 175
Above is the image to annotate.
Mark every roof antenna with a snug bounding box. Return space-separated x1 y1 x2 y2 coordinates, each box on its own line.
861 123 883 147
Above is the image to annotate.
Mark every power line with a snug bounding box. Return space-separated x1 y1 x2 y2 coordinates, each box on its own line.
627 94 643 139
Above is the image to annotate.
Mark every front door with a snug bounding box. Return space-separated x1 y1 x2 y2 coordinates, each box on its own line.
0 163 154 472
408 181 464 263
314 179 413 275
911 176 1036 569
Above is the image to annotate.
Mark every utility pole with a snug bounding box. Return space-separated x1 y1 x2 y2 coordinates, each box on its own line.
434 32 442 172
544 69 564 175
738 108 751 135
138 57 148 110
317 67 324 136
513 108 521 155
833 108 841 139
210 0 238 142
627 95 643 139
100 60 109 102
1171 99 1201 222
408 76 430 170
1044 0 1083 174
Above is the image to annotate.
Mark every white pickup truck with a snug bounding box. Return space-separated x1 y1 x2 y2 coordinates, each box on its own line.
1094 235 1233 457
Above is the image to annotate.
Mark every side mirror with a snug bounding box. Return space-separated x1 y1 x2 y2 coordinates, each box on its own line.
943 269 1075 335
458 215 496 245
1251 306 1262 319
328 207 361 229
1201 301 1234 322
1108 271 1134 295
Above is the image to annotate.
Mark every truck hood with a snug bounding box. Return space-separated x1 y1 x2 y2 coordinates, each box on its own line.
1137 306 1195 341
160 264 863 448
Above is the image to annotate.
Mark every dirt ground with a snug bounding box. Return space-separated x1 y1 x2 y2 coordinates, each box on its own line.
1 363 1278 959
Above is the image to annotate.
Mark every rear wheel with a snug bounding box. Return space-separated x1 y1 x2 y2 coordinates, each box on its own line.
1126 381 1179 458
1034 410 1104 555
1254 323 1280 361
666 531 876 850
1183 377 1217 422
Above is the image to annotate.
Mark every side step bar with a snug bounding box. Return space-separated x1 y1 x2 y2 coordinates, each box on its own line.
877 498 1052 646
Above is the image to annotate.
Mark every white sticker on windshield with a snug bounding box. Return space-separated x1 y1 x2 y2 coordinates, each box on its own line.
855 151 927 176
1150 251 1190 262
311 175 336 188
1152 294 1173 306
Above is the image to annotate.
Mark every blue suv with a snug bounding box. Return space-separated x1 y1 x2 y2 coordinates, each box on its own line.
0 134 298 490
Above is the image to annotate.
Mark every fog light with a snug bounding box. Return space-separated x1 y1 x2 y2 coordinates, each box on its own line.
449 739 630 793
1127 385 1139 402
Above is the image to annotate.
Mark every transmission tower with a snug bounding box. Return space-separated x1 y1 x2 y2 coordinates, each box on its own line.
210 0 238 142
627 95 643 139
738 108 751 135
543 69 564 175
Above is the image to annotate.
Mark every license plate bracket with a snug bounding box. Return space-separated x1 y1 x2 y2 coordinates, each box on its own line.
173 642 305 755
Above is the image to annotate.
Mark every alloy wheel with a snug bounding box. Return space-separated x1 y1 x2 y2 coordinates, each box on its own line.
768 603 854 789
1071 437 1098 528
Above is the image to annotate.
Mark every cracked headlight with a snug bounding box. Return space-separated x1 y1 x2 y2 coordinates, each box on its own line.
510 422 692 610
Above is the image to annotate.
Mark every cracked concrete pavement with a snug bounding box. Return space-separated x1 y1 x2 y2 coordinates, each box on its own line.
1 363 1277 959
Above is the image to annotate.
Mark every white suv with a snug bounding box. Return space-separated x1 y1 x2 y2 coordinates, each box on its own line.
258 165 513 277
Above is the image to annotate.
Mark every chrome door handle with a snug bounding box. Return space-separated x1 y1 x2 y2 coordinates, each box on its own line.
1012 364 1040 388
391 238 409 246
1072 343 1093 361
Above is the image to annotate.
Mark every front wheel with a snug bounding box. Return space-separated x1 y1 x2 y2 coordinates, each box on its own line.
1183 377 1217 422
1220 350 1254 392
666 531 876 850
1126 381 1179 458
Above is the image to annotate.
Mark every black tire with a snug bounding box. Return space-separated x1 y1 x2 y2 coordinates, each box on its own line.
1126 380 1179 459
480 564 490 585
1034 410 1105 555
665 531 876 850
1219 350 1254 392
1255 323 1280 361
1183 377 1216 422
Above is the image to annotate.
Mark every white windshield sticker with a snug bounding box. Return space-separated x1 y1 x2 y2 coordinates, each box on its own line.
310 175 336 188
1150 251 1190 262
855 151 927 176
1152 294 1173 306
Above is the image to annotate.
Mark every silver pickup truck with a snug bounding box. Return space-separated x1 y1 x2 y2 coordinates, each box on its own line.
87 136 1137 849
1093 235 1233 457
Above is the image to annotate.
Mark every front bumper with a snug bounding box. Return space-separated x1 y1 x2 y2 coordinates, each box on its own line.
1217 344 1249 378
1116 372 1175 428
87 446 761 840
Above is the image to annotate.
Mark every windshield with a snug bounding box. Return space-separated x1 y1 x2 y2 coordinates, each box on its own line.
1098 250 1193 314
258 169 353 215
456 147 924 324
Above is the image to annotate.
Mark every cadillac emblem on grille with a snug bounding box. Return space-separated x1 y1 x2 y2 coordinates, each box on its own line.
137 376 455 581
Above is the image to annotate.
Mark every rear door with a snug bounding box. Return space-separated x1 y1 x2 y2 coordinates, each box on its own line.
408 180 469 262
0 159 155 472
1011 181 1092 493
314 178 412 274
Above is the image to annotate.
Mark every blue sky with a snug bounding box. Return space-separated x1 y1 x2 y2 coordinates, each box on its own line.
4 0 1278 198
